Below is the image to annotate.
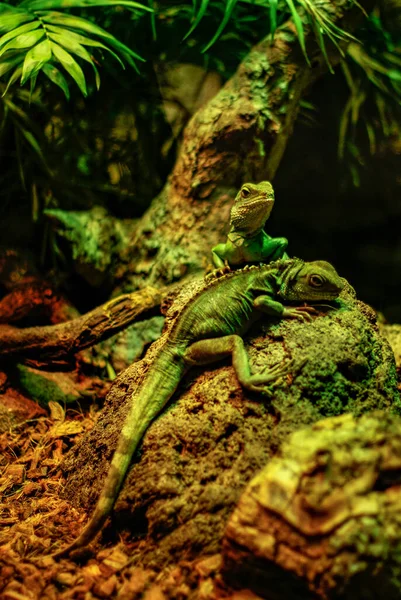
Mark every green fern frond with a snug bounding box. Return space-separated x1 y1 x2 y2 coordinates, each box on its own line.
183 0 359 66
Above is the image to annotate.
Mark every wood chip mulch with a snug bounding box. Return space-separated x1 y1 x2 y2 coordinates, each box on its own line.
0 402 259 600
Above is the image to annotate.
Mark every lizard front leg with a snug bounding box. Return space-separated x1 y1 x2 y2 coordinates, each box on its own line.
253 295 318 321
206 244 232 281
211 244 227 269
260 233 289 261
183 335 293 394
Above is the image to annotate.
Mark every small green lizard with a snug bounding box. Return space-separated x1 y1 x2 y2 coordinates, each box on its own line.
53 258 344 558
211 181 289 270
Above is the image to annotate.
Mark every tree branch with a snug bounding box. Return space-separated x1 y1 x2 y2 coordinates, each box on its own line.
0 287 162 367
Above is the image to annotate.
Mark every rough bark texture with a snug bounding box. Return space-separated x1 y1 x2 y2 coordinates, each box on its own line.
223 411 401 600
59 282 399 567
0 287 162 368
46 0 373 291
125 0 371 288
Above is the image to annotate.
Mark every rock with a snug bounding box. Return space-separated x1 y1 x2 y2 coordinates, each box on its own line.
100 316 164 373
60 282 399 567
15 364 109 406
223 411 401 600
380 323 401 371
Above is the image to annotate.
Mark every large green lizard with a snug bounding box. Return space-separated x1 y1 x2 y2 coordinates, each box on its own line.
52 258 344 558
211 181 289 269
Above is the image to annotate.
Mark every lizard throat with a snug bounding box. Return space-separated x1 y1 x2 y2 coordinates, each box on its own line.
230 199 273 233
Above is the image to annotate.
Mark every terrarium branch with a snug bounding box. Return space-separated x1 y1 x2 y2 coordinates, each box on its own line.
0 286 163 367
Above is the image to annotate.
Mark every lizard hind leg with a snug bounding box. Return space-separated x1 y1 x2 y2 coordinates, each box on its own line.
183 335 291 395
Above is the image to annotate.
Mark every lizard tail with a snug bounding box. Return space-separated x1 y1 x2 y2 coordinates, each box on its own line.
51 346 186 558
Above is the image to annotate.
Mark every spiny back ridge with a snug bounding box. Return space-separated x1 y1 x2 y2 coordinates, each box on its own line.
203 257 303 289
191 257 303 305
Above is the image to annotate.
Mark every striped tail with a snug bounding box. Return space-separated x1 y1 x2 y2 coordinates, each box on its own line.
52 345 186 557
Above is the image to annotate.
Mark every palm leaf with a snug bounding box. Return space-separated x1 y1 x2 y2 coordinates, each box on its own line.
311 21 333 74
1 64 22 95
46 24 124 67
269 0 278 39
50 40 87 95
0 21 41 48
49 30 94 61
0 54 23 77
285 0 309 64
48 31 100 87
365 121 376 154
3 95 50 174
148 0 156 40
383 51 401 69
20 0 153 10
14 129 26 189
375 92 390 136
0 0 150 97
0 29 45 58
42 62 70 98
0 8 35 35
338 97 351 159
29 70 38 96
19 128 50 171
21 38 52 84
38 11 145 62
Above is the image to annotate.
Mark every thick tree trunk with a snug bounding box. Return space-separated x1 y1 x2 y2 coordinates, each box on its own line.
129 0 371 286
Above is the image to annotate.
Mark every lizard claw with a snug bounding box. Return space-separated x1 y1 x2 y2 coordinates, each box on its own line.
246 357 307 394
205 261 232 282
282 305 318 322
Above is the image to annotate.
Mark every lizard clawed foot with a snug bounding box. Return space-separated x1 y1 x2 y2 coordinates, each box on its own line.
282 305 318 322
243 357 307 395
310 303 337 311
205 261 232 282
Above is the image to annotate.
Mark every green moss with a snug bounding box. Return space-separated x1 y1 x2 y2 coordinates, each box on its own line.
16 364 81 406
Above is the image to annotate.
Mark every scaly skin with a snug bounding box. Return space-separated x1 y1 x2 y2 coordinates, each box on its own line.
52 258 344 558
211 181 288 270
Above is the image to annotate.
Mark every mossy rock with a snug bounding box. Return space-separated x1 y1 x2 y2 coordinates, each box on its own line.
61 282 399 567
223 410 401 599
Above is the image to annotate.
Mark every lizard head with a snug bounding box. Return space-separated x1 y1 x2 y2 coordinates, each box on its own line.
230 181 274 234
279 260 345 302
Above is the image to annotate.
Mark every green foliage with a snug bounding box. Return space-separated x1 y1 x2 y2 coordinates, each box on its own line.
0 0 400 222
184 0 358 67
0 81 50 230
0 0 152 96
339 13 401 185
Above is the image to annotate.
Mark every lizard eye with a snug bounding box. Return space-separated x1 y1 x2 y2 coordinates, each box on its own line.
241 187 251 199
309 274 324 287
